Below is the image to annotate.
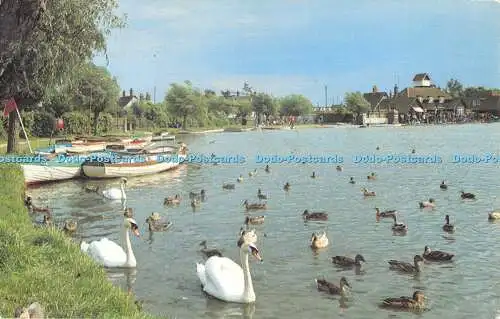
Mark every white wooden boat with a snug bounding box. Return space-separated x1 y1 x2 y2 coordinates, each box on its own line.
81 144 188 179
22 161 82 185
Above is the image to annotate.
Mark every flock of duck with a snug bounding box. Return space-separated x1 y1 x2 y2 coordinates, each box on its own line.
23 154 500 315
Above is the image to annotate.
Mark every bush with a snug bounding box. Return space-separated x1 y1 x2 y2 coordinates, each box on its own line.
97 112 114 134
62 111 91 135
0 165 151 318
31 111 56 137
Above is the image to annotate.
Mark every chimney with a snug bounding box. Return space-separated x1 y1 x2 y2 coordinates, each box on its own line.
372 85 378 93
394 84 398 96
129 88 133 96
122 90 126 97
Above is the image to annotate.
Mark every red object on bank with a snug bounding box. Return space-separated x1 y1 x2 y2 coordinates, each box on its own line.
2 98 18 117
55 118 64 130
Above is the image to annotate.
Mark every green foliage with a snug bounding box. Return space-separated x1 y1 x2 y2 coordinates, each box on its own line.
62 111 91 135
279 94 314 116
446 79 464 98
97 112 114 134
31 111 56 137
344 91 371 124
165 81 200 129
0 165 150 318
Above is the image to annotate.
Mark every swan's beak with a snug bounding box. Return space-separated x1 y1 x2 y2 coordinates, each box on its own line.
250 246 263 262
132 228 140 237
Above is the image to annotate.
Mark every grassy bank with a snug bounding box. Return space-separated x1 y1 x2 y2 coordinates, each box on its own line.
0 165 152 318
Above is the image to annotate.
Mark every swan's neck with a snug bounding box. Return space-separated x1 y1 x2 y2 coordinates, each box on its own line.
120 184 126 199
414 260 421 272
240 249 255 302
124 227 136 267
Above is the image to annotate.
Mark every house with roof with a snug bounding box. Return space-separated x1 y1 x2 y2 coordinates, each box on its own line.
363 85 389 113
118 88 139 110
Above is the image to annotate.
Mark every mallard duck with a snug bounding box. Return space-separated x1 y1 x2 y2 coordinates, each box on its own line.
311 172 317 178
124 207 134 218
14 302 44 318
146 212 172 232
63 219 78 233
248 169 257 177
331 254 365 267
349 177 355 184
380 291 425 310
237 174 244 182
376 146 380 150
315 277 351 296
191 198 201 209
245 215 265 226
283 182 291 191
375 208 397 220
336 165 343 171
440 180 448 190
488 210 500 220
222 183 235 190
264 165 270 173
418 198 435 208
199 240 222 258
362 187 376 196
257 188 268 200
84 184 99 192
411 148 416 154
388 255 424 273
423 246 454 261
25 196 51 213
164 194 181 205
42 214 52 226
442 215 454 232
243 200 267 210
367 172 376 180
189 190 206 200
310 231 329 249
392 215 407 232
460 191 475 199
302 209 328 221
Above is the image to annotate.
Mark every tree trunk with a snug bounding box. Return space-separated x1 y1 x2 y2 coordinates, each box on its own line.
182 114 187 129
93 110 99 135
7 112 18 153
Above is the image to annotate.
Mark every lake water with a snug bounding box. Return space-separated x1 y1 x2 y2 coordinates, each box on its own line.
27 124 500 319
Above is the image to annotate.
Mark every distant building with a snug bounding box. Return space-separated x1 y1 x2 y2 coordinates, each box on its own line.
363 85 389 113
118 88 139 109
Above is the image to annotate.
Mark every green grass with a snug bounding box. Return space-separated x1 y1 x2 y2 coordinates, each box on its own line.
0 165 154 318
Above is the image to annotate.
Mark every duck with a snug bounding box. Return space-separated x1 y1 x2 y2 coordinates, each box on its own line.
63 219 78 233
124 207 134 218
375 208 397 220
488 210 500 220
336 165 343 171
440 180 448 190
315 277 351 296
237 174 244 182
189 189 206 201
331 254 365 268
191 198 201 209
376 146 380 150
101 178 128 200
391 214 407 232
199 240 223 258
311 172 317 178
24 196 51 213
418 198 435 208
442 214 454 232
245 215 265 226
422 245 454 261
248 169 257 177
361 187 376 196
411 148 416 154
379 291 425 310
283 182 291 191
14 302 45 318
349 177 355 184
310 231 329 249
36 214 52 227
84 184 99 192
367 172 376 180
243 200 267 210
264 165 270 173
302 209 328 221
80 217 140 268
222 183 235 190
460 191 475 199
388 255 424 273
257 188 268 200
164 194 181 205
146 212 172 232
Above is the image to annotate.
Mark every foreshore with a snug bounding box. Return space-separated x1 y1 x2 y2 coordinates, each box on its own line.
0 165 150 318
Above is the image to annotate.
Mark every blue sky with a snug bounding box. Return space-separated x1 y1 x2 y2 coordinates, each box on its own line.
95 0 500 105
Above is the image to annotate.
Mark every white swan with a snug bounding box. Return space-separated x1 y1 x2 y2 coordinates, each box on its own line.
102 178 127 200
80 217 139 268
196 229 263 303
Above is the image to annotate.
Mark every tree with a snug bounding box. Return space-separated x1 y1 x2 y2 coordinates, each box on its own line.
0 0 124 152
251 93 275 124
73 63 120 134
165 82 199 129
446 79 464 98
344 92 370 124
279 94 313 116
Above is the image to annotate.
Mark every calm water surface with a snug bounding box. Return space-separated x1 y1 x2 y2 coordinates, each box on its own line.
28 124 500 319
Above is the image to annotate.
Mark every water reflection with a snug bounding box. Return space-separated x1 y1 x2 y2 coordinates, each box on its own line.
204 299 255 319
107 268 137 295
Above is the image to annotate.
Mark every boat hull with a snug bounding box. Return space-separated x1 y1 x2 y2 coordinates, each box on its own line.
22 164 82 185
81 154 186 178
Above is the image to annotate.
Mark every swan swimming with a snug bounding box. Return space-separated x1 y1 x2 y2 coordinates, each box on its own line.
80 217 139 268
196 229 263 303
101 178 127 200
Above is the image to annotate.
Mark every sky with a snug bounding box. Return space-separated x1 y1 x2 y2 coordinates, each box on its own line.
94 0 500 106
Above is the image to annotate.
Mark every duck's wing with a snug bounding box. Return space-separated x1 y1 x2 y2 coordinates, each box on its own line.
332 256 354 265
388 260 414 272
315 279 340 294
382 296 412 307
427 250 454 260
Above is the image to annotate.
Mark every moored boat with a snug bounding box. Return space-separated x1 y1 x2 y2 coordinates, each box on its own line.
22 159 82 185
